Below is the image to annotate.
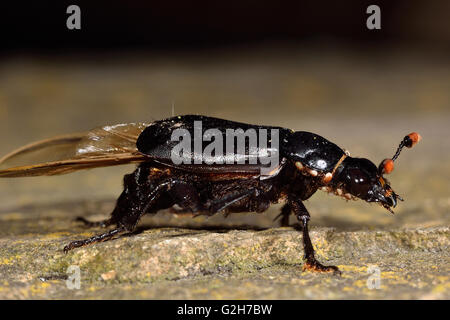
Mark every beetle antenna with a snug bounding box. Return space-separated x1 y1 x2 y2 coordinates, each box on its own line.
379 132 421 175
392 132 421 162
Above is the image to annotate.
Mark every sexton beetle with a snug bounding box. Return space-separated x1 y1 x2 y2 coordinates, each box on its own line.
0 115 421 274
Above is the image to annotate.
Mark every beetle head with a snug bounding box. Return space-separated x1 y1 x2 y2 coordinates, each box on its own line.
334 132 421 213
335 157 399 213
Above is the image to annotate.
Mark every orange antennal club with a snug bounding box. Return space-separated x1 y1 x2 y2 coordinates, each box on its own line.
379 132 421 175
392 132 422 162
380 158 394 174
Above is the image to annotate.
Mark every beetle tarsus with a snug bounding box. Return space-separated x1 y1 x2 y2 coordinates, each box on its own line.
302 258 341 275
63 227 126 253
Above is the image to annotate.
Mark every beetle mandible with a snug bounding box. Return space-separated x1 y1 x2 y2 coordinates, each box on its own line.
0 115 421 274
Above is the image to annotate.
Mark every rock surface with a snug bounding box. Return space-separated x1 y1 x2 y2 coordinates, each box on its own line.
0 202 448 299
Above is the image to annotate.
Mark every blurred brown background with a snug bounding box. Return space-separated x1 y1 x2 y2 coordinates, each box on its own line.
0 1 449 229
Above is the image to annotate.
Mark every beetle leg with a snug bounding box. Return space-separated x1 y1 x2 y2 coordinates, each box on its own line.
63 227 126 253
273 204 291 227
169 182 204 213
63 166 175 252
206 189 255 216
291 200 341 275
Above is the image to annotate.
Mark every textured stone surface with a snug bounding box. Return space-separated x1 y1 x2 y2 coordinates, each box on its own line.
0 202 448 299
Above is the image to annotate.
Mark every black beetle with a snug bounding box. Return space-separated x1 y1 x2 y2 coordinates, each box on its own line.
0 115 421 274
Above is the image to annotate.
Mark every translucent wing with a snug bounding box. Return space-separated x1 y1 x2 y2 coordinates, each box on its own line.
0 123 150 177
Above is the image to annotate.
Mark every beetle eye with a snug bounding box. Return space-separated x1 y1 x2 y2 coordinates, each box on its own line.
346 168 371 196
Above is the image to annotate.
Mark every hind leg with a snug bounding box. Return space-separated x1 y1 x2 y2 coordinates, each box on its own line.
63 227 126 252
64 166 176 252
72 165 153 230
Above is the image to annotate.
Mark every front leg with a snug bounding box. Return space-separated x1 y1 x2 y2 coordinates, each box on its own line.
290 199 341 275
